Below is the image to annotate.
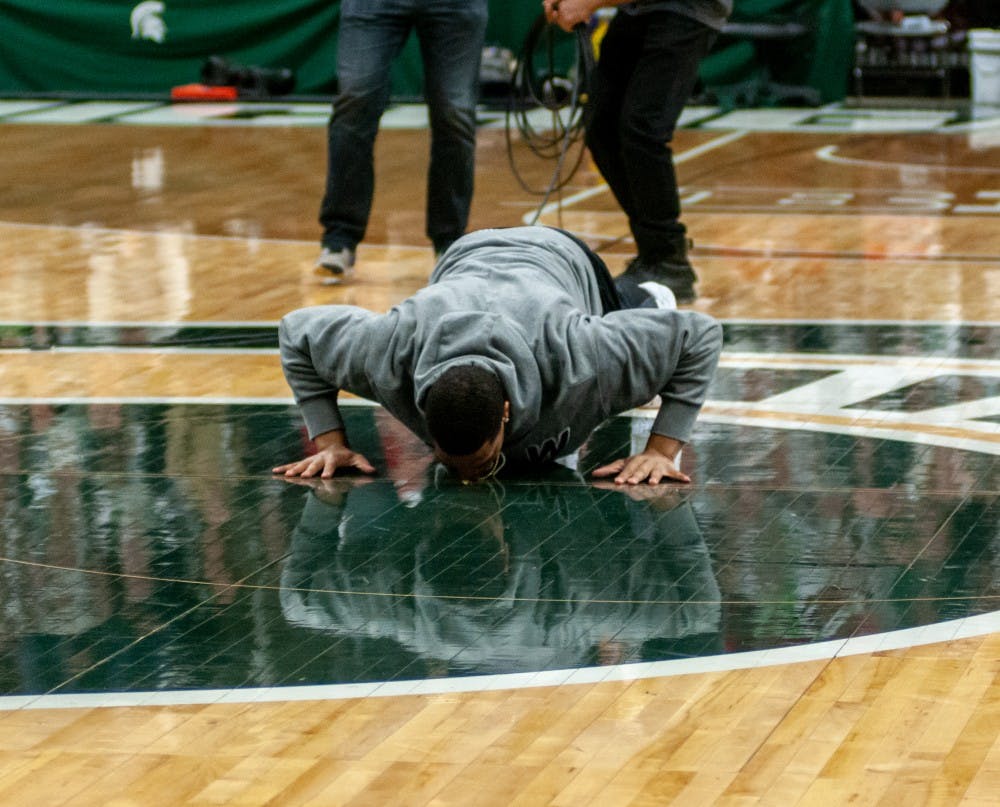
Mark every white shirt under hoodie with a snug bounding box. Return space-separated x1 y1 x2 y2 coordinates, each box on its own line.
279 226 722 465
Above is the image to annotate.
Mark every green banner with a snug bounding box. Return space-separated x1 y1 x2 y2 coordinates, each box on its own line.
0 0 341 95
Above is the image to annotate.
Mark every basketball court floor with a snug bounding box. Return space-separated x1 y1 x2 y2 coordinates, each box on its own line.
0 96 998 804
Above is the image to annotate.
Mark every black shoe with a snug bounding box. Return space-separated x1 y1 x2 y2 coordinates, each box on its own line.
433 237 459 260
621 257 697 304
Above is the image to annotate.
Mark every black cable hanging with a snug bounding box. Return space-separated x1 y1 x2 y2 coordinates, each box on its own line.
505 15 597 225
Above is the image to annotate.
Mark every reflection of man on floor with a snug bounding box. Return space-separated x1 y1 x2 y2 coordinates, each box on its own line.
279 476 722 675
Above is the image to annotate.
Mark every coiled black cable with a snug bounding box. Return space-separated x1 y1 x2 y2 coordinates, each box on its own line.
505 15 597 223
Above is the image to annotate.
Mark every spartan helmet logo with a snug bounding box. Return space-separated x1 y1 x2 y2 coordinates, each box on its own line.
130 1 167 43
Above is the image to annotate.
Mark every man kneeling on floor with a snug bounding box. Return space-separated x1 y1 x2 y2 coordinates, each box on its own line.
273 226 722 485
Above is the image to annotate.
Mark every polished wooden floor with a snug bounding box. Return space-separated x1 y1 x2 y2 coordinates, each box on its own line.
0 100 998 805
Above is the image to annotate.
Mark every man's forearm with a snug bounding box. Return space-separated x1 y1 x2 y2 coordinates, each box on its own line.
653 315 723 443
313 429 349 451
645 432 684 462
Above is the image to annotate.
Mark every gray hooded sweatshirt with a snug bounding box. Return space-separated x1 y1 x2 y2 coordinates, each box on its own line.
279 226 722 465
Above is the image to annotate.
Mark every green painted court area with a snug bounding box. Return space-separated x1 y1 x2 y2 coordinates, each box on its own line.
2 322 996 698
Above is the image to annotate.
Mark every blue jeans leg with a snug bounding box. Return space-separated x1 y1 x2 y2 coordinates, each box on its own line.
416 0 488 252
318 2 410 250
319 0 488 253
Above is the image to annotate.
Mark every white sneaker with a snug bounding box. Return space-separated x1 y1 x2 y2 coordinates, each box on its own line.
314 246 356 284
638 281 677 310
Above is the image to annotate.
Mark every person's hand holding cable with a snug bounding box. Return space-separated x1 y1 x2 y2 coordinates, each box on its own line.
543 0 606 33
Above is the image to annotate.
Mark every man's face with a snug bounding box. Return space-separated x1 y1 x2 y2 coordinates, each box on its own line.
432 400 510 483
435 427 506 483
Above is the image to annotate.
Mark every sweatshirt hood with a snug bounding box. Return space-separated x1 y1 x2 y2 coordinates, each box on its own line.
410 310 542 442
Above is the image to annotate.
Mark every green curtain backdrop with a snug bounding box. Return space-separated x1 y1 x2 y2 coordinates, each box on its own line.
0 0 854 102
0 0 340 95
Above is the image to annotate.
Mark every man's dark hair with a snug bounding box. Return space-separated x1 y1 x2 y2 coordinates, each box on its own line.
424 365 505 456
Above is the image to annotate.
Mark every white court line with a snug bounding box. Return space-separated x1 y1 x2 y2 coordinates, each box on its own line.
0 319 281 327
0 219 316 245
816 144 1000 174
719 318 1000 326
0 219 358 247
0 611 995 711
0 347 277 356
717 351 1000 371
0 396 293 406
522 129 750 224
695 409 1000 458
4 396 995 454
0 396 380 406
3 318 998 328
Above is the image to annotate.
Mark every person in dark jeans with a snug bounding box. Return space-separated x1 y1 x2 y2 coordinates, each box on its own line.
316 0 489 283
544 0 732 302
